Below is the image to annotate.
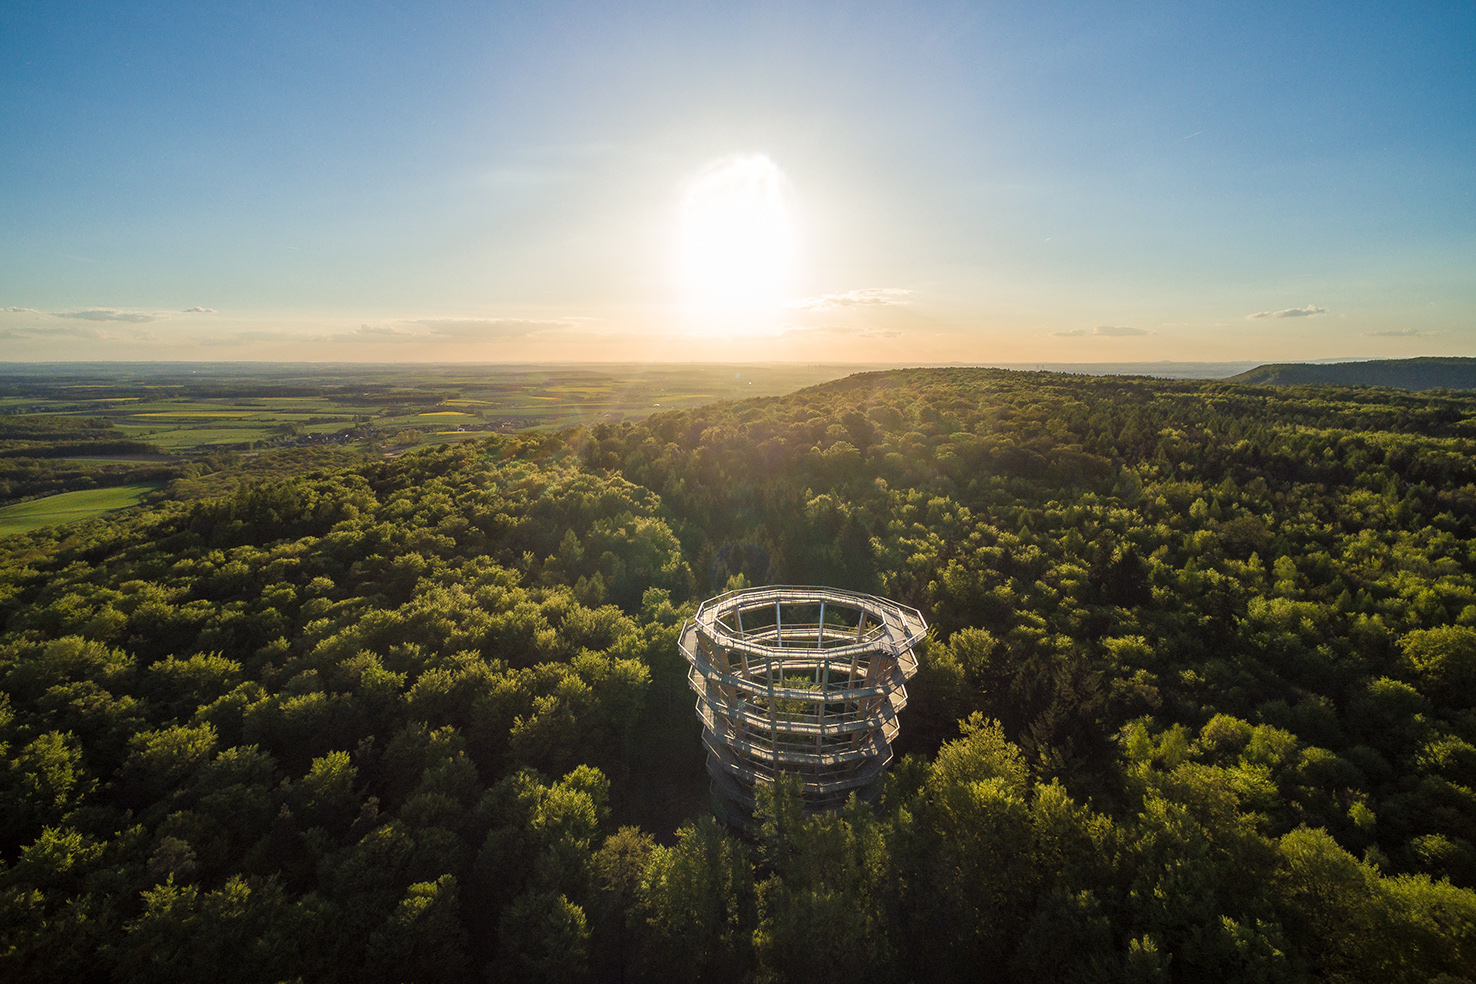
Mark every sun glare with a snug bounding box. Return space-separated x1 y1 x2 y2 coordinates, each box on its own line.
677 154 795 318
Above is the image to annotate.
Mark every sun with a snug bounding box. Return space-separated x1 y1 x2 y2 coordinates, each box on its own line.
677 154 795 318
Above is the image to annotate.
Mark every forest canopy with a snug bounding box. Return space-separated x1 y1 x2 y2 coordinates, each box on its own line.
3 367 1476 982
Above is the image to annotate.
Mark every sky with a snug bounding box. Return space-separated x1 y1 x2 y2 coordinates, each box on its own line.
1 1 1472 364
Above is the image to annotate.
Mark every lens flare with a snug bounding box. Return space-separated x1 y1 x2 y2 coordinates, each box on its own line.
677 154 795 317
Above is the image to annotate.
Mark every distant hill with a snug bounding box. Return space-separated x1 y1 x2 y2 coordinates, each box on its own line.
1228 356 1476 390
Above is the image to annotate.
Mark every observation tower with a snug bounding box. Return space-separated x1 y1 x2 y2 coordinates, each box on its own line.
679 585 927 822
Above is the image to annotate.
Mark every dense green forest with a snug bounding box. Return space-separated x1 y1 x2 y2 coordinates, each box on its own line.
3 366 1476 982
1229 356 1476 391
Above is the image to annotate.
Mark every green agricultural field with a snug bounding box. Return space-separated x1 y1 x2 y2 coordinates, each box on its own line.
0 363 868 467
58 455 178 465
417 431 497 447
0 483 159 535
131 410 259 418
114 423 282 449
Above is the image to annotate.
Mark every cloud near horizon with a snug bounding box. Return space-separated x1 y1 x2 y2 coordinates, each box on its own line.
1248 305 1327 319
1052 325 1152 337
414 318 574 339
787 288 912 312
1363 328 1429 337
53 308 158 323
182 307 216 313
319 319 576 343
352 324 418 337
778 323 904 340
0 325 104 340
198 329 290 346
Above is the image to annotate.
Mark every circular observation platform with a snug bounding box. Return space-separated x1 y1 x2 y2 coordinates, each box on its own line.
679 585 927 822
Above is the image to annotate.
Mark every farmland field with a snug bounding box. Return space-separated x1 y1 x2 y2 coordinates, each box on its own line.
0 362 863 450
0 362 869 510
0 483 160 535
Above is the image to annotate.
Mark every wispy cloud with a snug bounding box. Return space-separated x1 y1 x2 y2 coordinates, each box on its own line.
778 323 904 339
1363 328 1431 337
199 329 286 346
1052 325 1151 337
317 319 575 344
352 324 417 337
5 307 39 313
787 288 912 312
414 318 569 338
1247 305 1327 319
182 306 216 314
53 308 158 323
0 325 103 340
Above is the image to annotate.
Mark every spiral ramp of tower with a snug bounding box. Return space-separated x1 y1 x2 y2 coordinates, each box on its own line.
679 585 927 823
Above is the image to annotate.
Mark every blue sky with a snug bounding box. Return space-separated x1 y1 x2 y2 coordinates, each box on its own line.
1 1 1471 362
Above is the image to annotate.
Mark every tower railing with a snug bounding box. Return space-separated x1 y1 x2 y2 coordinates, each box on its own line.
679 585 927 818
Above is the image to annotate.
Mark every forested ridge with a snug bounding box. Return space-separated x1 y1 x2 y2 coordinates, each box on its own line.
4 366 1476 982
1229 356 1476 391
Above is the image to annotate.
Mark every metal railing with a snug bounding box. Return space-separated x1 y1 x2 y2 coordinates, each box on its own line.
681 585 927 817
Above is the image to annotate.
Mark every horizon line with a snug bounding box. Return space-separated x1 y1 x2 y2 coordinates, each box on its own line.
0 356 1461 368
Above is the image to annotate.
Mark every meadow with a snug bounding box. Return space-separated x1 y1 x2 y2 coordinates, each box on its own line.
0 482 159 535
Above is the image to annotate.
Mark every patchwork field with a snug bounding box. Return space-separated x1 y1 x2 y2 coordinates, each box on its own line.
0 362 861 452
0 362 870 515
